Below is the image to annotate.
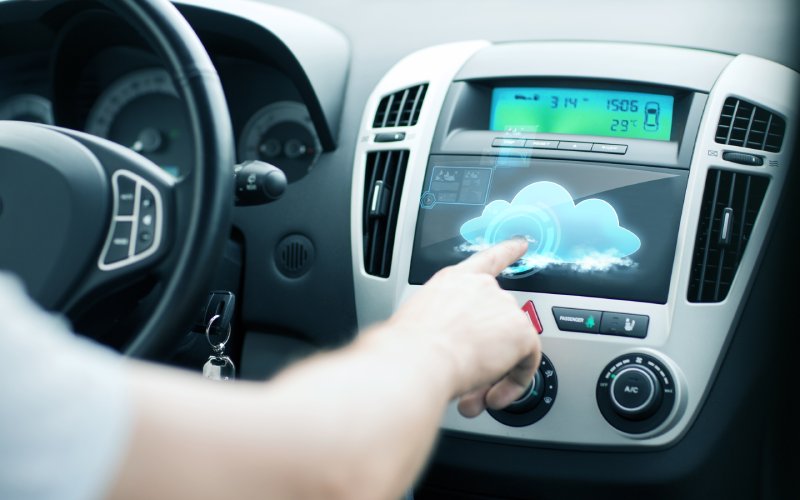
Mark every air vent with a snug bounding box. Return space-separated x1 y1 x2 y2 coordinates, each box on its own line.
363 150 408 277
715 97 786 152
372 84 428 128
688 169 769 303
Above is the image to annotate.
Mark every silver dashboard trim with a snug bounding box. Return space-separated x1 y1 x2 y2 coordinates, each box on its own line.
351 42 799 447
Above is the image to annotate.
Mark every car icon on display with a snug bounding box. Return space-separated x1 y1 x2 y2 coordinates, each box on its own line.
644 101 660 131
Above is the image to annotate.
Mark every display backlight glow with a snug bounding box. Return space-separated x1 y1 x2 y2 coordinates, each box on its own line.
490 87 674 141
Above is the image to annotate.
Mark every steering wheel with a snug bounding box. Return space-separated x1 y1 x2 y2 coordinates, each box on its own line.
0 0 234 359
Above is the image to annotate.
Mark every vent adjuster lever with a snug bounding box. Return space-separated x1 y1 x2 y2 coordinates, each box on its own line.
719 207 734 246
369 180 389 217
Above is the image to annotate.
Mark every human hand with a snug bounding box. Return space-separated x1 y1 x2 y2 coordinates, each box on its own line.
389 238 541 417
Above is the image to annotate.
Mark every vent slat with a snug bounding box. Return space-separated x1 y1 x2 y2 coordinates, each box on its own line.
380 94 396 128
372 84 428 128
408 84 427 126
715 97 785 153
723 99 740 145
393 89 410 128
735 176 752 261
362 150 409 277
742 106 757 147
363 152 382 273
694 170 721 302
688 169 769 303
378 150 407 276
713 246 726 302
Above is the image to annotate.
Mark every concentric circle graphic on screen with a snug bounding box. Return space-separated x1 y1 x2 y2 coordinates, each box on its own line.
459 181 641 276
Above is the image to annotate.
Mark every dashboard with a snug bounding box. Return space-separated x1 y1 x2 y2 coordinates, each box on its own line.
0 1 331 183
0 0 798 498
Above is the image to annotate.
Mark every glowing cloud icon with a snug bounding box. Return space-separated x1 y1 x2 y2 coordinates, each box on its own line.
459 181 641 275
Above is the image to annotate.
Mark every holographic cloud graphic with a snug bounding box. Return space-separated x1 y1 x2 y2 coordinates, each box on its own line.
458 181 641 275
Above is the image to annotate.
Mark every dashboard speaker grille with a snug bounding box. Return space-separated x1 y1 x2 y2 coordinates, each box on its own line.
275 234 315 278
363 150 408 277
715 97 786 152
688 169 769 303
372 84 428 128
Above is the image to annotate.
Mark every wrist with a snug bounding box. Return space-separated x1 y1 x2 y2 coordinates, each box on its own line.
362 319 463 400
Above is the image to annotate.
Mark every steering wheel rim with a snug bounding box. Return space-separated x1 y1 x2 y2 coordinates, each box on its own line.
102 0 234 358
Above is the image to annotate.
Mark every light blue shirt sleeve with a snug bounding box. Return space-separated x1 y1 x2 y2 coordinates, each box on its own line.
0 272 132 500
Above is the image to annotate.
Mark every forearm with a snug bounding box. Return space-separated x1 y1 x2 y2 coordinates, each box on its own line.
109 322 457 500
262 324 457 499
109 240 534 500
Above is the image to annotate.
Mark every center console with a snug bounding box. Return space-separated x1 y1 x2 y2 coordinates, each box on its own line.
350 41 798 447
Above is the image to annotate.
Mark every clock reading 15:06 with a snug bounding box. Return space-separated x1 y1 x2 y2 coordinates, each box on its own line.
490 87 675 141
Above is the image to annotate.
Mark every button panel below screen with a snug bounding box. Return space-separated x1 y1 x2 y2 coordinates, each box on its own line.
492 137 627 154
552 307 648 338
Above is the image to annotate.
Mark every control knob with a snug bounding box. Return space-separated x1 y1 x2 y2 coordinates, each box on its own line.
609 365 662 419
596 353 677 434
488 353 558 427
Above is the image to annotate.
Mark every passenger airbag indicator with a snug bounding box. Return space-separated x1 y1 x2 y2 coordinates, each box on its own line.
552 307 601 333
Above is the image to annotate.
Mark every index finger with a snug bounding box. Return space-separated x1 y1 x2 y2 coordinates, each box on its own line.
455 238 528 276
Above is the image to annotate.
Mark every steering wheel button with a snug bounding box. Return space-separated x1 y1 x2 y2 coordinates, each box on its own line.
139 202 156 227
104 220 133 264
139 189 156 211
115 175 136 216
136 229 154 254
134 188 158 255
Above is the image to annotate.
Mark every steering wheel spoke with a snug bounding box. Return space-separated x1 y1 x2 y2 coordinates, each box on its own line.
56 126 179 310
0 0 234 359
57 127 176 266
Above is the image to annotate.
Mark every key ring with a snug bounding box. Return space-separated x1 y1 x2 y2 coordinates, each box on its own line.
205 314 231 354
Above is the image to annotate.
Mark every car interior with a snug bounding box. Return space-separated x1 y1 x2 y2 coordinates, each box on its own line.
0 0 798 498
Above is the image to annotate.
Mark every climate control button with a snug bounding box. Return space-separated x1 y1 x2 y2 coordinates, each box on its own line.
596 353 676 434
488 353 557 427
504 370 544 414
610 365 661 418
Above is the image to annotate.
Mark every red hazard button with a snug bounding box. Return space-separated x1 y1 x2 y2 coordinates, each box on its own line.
522 300 543 334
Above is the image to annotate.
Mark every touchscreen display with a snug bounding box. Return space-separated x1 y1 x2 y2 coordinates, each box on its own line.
490 87 674 141
409 158 688 303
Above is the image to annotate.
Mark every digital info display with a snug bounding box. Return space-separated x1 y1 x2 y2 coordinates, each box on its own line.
410 158 688 303
490 87 674 141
